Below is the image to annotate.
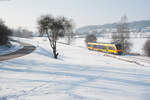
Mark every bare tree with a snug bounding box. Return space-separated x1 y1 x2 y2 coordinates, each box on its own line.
65 31 75 45
143 39 150 57
112 15 131 53
85 34 97 46
63 20 75 45
0 19 12 45
37 15 73 59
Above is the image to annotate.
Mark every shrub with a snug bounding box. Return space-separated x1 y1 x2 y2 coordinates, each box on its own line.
0 19 12 45
143 39 150 57
85 34 97 46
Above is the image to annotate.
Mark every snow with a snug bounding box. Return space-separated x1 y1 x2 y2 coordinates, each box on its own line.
0 37 150 100
0 41 23 56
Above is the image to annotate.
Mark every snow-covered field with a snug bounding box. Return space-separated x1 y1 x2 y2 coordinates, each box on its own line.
0 37 150 100
0 41 23 56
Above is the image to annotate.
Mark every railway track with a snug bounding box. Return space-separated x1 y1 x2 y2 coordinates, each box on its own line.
124 56 150 65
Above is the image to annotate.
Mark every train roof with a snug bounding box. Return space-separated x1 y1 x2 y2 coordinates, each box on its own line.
88 42 121 45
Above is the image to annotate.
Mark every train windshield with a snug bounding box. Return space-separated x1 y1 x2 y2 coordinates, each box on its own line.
116 44 122 50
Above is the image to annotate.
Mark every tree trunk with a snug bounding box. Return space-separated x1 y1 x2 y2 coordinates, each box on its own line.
46 32 58 59
53 46 58 59
52 41 58 59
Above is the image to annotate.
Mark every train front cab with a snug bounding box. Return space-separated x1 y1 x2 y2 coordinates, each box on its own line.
107 44 117 54
115 44 123 55
107 44 123 55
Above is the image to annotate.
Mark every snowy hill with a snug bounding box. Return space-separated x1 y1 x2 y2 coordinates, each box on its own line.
76 20 150 35
0 37 150 100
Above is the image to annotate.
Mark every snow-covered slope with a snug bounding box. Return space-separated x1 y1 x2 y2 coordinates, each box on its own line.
0 37 150 100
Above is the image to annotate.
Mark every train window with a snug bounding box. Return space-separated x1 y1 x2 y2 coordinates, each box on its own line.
108 46 115 50
96 45 101 49
100 45 106 50
116 44 122 50
93 45 106 50
88 44 91 47
93 45 98 48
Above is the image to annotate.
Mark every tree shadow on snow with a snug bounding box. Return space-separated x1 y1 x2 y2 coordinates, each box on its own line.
35 46 53 58
35 46 65 61
1 59 150 99
1 59 150 88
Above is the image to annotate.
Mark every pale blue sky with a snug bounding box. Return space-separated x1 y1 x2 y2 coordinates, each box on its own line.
0 0 150 31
